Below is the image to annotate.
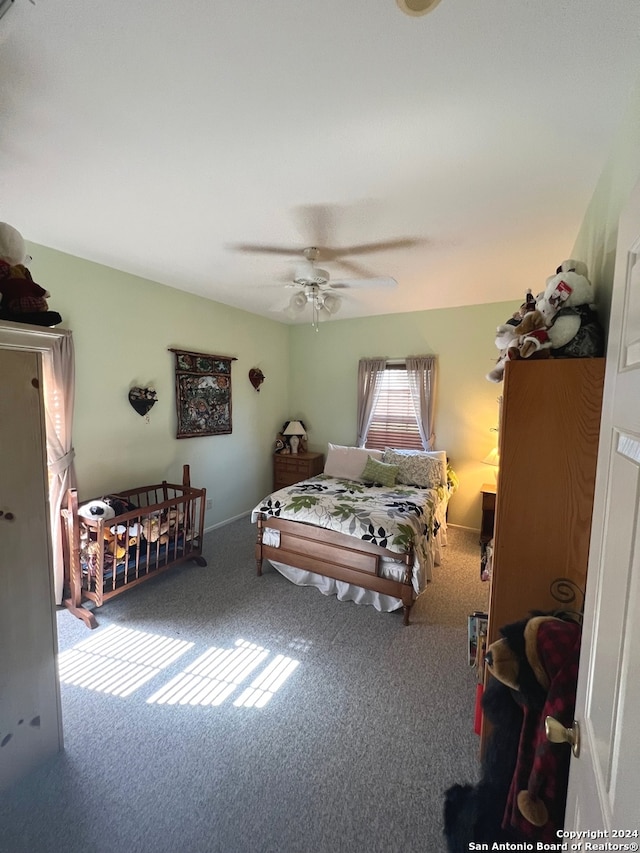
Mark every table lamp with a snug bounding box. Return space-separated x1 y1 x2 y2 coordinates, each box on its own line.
482 446 500 482
283 420 306 454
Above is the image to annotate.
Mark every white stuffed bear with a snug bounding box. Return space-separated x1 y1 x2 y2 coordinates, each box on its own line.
0 221 62 326
535 260 604 358
0 222 28 266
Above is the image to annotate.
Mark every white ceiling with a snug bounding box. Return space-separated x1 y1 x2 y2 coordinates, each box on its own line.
1 0 640 324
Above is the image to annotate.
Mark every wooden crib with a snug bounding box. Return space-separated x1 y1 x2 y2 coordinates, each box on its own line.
61 464 207 628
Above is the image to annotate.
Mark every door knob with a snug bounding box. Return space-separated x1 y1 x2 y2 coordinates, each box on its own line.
545 716 580 757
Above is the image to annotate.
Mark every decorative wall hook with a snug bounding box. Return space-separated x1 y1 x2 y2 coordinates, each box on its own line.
249 368 265 392
129 386 158 421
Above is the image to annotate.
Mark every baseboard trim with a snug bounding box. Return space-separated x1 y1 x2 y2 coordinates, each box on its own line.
204 510 251 534
447 522 481 535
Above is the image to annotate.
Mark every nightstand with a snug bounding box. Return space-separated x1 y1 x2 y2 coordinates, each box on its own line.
480 483 497 544
273 452 324 490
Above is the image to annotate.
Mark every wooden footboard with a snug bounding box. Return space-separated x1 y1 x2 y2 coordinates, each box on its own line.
255 513 416 625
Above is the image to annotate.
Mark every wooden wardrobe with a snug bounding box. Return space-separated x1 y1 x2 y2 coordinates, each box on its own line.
480 358 604 748
482 358 605 747
486 358 605 649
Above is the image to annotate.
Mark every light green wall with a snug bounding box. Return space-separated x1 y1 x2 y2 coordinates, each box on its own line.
288 303 516 530
27 244 291 528
572 77 640 328
28 240 517 532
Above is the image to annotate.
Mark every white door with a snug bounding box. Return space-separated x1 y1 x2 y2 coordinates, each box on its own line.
0 348 63 791
564 181 640 830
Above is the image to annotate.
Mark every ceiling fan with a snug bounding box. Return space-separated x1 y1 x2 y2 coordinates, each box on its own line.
229 211 425 329
275 246 398 328
229 203 426 326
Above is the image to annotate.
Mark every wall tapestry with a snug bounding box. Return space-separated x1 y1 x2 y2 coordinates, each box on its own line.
169 348 237 439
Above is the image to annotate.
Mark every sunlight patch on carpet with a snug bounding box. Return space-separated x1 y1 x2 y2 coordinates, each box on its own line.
233 654 299 708
58 625 194 697
146 639 299 708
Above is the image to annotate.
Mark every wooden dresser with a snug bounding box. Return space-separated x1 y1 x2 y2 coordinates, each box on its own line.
480 358 605 748
273 451 324 490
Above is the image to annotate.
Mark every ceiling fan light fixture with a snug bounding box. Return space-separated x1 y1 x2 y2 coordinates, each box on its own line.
396 0 442 16
287 292 308 316
322 292 342 315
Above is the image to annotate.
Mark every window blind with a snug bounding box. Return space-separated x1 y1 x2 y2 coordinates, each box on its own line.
366 365 423 450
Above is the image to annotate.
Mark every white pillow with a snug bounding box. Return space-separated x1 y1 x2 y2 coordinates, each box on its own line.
323 444 384 481
383 448 447 487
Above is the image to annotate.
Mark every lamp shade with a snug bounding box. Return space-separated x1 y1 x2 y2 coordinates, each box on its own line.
283 420 306 436
482 447 500 467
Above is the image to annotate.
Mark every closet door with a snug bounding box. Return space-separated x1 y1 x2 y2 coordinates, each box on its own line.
0 348 63 791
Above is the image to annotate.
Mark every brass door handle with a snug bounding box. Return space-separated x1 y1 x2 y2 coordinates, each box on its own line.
545 716 580 758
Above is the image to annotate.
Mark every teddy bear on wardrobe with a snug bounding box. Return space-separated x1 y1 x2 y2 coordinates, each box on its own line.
535 260 604 358
0 221 62 326
486 290 552 382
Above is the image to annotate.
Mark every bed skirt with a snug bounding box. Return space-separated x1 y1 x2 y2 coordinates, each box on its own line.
268 560 407 612
267 522 448 614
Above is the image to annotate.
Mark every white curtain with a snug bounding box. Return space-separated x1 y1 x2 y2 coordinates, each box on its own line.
406 355 437 450
42 332 77 604
356 357 387 447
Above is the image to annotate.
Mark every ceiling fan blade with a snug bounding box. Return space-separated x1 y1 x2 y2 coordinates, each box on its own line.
228 243 302 256
332 257 378 278
330 277 398 290
328 238 425 258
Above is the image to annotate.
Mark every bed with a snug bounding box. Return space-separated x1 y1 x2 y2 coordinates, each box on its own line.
252 445 454 624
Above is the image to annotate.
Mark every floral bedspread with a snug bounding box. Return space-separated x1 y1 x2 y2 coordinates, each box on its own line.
251 475 448 586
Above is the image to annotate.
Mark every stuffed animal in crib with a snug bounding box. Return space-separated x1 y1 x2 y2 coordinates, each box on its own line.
105 524 128 563
141 515 170 545
0 221 62 327
535 260 604 358
79 527 102 577
167 507 184 529
103 495 137 516
78 500 116 521
106 522 143 556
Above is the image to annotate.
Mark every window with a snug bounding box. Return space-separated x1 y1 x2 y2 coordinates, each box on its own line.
357 356 436 451
365 363 423 450
357 356 437 451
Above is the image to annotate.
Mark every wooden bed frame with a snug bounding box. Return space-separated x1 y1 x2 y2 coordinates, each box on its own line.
255 513 416 625
62 464 207 629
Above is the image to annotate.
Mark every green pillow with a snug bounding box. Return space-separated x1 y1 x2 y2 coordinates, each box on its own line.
360 455 399 487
